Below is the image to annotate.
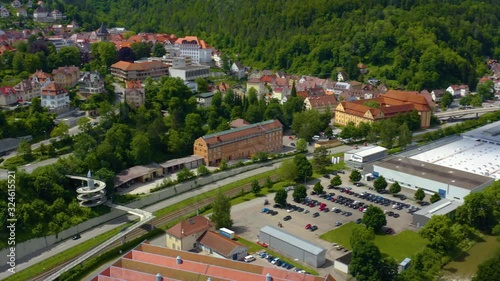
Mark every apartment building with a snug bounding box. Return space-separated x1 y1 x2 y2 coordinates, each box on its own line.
41 82 70 111
193 119 283 166
52 66 80 88
124 80 145 108
110 60 169 81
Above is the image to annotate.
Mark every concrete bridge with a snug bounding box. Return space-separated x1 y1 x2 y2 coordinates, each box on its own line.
434 107 499 119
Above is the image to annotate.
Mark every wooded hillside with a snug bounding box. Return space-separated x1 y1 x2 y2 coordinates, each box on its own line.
50 0 500 88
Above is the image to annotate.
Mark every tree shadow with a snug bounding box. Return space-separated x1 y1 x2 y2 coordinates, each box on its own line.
232 225 249 234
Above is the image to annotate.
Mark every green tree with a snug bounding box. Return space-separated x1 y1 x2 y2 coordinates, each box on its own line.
440 92 454 108
330 175 342 187
50 122 70 139
313 182 324 194
152 42 166 57
278 159 298 182
296 138 307 152
473 250 500 281
54 46 81 67
398 122 412 149
430 193 441 203
414 188 425 201
456 191 497 233
290 81 297 97
219 159 228 170
130 134 153 164
292 184 307 202
91 42 118 68
211 189 233 229
349 169 362 183
294 154 312 182
312 146 329 173
419 215 458 253
274 188 287 206
362 206 387 232
12 52 24 74
291 110 324 140
476 80 495 101
130 42 151 59
379 119 398 148
373 175 388 192
77 117 93 133
263 176 273 189
350 239 382 281
389 182 401 195
470 94 483 107
196 78 209 93
251 179 261 195
197 165 211 176
18 139 32 156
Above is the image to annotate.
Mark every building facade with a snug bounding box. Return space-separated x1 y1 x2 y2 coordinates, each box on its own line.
79 71 105 96
193 119 283 166
335 90 432 128
171 36 212 64
110 61 169 81
13 77 42 102
165 216 215 251
169 65 210 81
259 226 327 268
304 95 338 113
124 80 145 108
196 92 214 108
52 66 80 88
372 156 494 201
197 230 248 260
41 82 70 111
0 87 18 106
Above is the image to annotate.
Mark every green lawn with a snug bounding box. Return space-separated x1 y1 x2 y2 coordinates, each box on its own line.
320 222 428 262
443 235 500 279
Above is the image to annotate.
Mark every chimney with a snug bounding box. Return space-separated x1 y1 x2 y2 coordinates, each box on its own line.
176 256 182 264
266 273 272 281
156 273 162 281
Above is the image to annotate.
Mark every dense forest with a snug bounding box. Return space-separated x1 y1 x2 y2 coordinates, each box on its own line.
45 0 500 90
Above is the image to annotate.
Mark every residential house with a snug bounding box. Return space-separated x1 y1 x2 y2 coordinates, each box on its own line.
215 82 231 94
26 0 33 8
167 36 212 64
0 42 15 55
230 61 245 79
331 82 351 96
16 8 27 17
193 119 283 166
31 70 52 85
79 71 105 97
111 60 169 81
13 77 42 102
304 95 337 114
51 9 63 20
124 80 145 108
339 89 378 102
213 52 223 68
335 90 432 128
446 85 469 98
337 71 349 82
33 6 51 22
196 92 214 108
431 89 447 102
11 0 21 8
52 66 80 88
357 63 368 74
95 23 109 42
41 82 70 111
246 78 266 96
165 216 215 251
271 87 290 102
0 87 18 106
197 230 248 260
47 37 75 52
0 7 10 18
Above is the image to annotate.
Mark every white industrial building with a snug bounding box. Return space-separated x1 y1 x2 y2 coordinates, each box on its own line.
412 199 463 228
169 65 210 81
259 226 326 267
344 145 387 169
334 252 352 274
373 156 494 201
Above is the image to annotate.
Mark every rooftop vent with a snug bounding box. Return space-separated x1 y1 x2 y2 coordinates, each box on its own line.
266 273 272 281
156 273 162 281
176 256 182 264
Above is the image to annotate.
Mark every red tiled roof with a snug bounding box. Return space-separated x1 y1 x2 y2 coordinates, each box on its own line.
52 66 79 76
125 80 143 89
0 86 16 97
199 119 282 146
41 82 66 96
260 75 274 83
197 231 245 256
306 95 337 108
229 118 250 128
165 216 214 239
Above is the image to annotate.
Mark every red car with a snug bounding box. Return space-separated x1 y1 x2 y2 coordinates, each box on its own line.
305 224 312 229
289 136 294 140
358 207 364 212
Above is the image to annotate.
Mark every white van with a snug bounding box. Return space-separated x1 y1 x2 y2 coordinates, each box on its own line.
312 135 320 141
244 255 256 263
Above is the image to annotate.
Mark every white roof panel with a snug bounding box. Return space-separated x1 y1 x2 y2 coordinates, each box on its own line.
260 226 326 255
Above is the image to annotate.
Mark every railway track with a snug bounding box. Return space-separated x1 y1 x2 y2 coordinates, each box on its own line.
31 175 278 281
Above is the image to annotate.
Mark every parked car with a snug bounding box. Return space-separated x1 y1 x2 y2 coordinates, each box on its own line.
312 212 320 218
283 215 292 221
355 182 364 187
310 225 318 231
356 218 363 224
72 234 81 240
385 228 395 235
305 224 312 229
335 221 342 227
393 213 400 218
323 174 331 179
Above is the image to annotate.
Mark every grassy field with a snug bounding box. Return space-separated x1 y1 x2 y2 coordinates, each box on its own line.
3 222 134 281
320 223 428 262
443 235 499 279
235 236 319 275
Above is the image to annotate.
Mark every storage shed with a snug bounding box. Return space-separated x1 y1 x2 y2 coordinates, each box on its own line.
344 145 387 169
258 226 326 267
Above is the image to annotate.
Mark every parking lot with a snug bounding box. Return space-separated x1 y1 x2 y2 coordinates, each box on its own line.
231 169 420 277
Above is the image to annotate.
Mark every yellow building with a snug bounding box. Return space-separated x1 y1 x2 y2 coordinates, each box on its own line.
52 66 80 88
335 90 431 128
165 216 215 251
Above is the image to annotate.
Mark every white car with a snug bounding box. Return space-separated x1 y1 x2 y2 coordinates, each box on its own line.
271 258 280 264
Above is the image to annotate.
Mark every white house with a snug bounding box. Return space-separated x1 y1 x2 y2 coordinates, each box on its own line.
170 36 212 64
16 8 27 17
431 89 446 102
230 62 246 79
0 7 10 18
41 82 70 111
11 0 21 8
196 92 214 108
446 85 469 98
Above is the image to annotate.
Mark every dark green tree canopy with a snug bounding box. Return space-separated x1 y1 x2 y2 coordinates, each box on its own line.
362 206 387 232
